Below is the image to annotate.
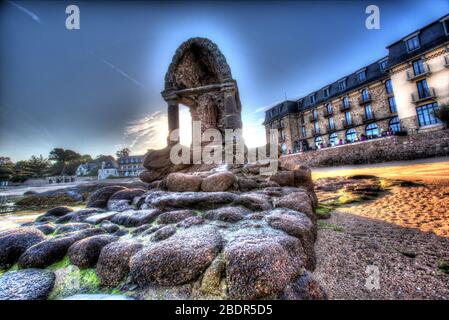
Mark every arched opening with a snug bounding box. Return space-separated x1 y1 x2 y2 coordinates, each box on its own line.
389 116 401 133
346 128 357 143
329 132 338 146
366 123 379 138
315 136 323 149
178 104 192 146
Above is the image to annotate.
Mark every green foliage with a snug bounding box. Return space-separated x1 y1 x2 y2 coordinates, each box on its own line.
47 256 71 271
433 103 449 127
316 205 332 219
116 148 130 159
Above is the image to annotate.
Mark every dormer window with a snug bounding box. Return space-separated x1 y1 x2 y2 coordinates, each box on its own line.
339 79 347 91
323 87 330 98
357 70 366 82
441 16 449 35
405 34 420 52
379 58 389 71
310 93 316 104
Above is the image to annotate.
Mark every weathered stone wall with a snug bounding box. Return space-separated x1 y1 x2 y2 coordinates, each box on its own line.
280 129 449 168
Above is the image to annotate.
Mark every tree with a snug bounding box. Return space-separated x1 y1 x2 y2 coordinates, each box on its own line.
0 156 13 166
434 103 449 128
27 155 51 178
116 148 130 159
48 148 81 175
94 154 115 163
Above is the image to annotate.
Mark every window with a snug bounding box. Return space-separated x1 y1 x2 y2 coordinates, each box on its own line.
310 93 316 104
345 111 352 125
315 136 323 149
343 96 349 109
412 59 425 76
443 17 449 35
388 97 397 113
389 116 401 133
385 80 393 94
405 35 420 52
329 133 338 146
312 109 317 119
379 58 388 71
281 143 287 154
314 122 320 134
416 102 441 127
346 128 357 142
339 79 347 91
361 88 369 101
416 79 430 99
280 118 286 128
301 126 306 137
280 129 286 141
328 117 335 131
366 123 379 137
323 87 330 98
364 104 373 119
357 70 366 82
326 103 333 115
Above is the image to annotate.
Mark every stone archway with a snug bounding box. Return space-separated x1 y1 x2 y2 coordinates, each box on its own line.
140 38 243 183
162 37 243 144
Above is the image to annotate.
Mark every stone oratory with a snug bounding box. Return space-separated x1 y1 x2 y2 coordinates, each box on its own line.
140 38 244 183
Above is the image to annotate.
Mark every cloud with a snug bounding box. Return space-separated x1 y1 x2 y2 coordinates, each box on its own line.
123 111 168 154
8 1 42 24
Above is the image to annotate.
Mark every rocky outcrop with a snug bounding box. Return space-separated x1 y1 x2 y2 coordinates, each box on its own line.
0 228 46 269
68 235 118 268
201 172 236 192
166 173 202 192
86 186 126 208
111 209 161 227
0 269 55 300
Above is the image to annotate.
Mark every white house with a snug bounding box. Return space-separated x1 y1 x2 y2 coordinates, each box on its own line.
98 160 119 180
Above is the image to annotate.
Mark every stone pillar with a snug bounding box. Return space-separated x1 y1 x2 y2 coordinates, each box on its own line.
222 85 242 130
166 96 179 145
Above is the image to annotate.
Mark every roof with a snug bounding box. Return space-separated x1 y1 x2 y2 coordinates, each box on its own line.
263 100 299 124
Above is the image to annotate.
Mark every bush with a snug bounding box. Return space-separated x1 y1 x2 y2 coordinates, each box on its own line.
434 104 449 128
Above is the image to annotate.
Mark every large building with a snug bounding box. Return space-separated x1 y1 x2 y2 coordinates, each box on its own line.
263 15 449 154
118 155 145 177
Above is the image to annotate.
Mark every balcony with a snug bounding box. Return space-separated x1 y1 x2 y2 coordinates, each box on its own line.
358 94 372 105
312 129 321 137
341 119 353 128
339 103 351 112
326 124 336 133
411 87 436 104
323 109 334 117
406 63 431 81
361 113 376 123
309 114 318 122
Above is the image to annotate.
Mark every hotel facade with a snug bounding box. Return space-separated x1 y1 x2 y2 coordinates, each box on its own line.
264 15 449 154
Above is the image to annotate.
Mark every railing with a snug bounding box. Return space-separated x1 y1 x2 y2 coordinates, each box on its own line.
341 119 353 128
326 124 336 132
340 103 351 112
411 87 436 104
361 113 376 123
406 63 431 81
323 109 333 117
309 114 318 122
358 94 372 105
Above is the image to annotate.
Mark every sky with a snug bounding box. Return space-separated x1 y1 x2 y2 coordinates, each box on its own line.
0 0 448 161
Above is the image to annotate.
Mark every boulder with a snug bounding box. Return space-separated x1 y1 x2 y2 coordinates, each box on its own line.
224 233 305 299
203 206 249 223
86 186 126 208
237 177 259 191
280 271 327 300
157 210 196 224
292 165 312 187
177 216 204 228
18 228 105 269
55 208 105 224
99 221 120 234
150 225 176 241
35 224 56 235
166 173 202 192
200 257 225 295
97 241 143 287
149 192 239 210
275 192 314 219
0 269 55 300
0 228 46 269
54 223 92 235
201 172 236 192
111 209 161 227
239 193 272 211
35 206 74 222
269 171 294 187
265 208 316 269
68 235 118 268
130 226 222 286
84 211 118 225
107 188 146 211
139 170 164 184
